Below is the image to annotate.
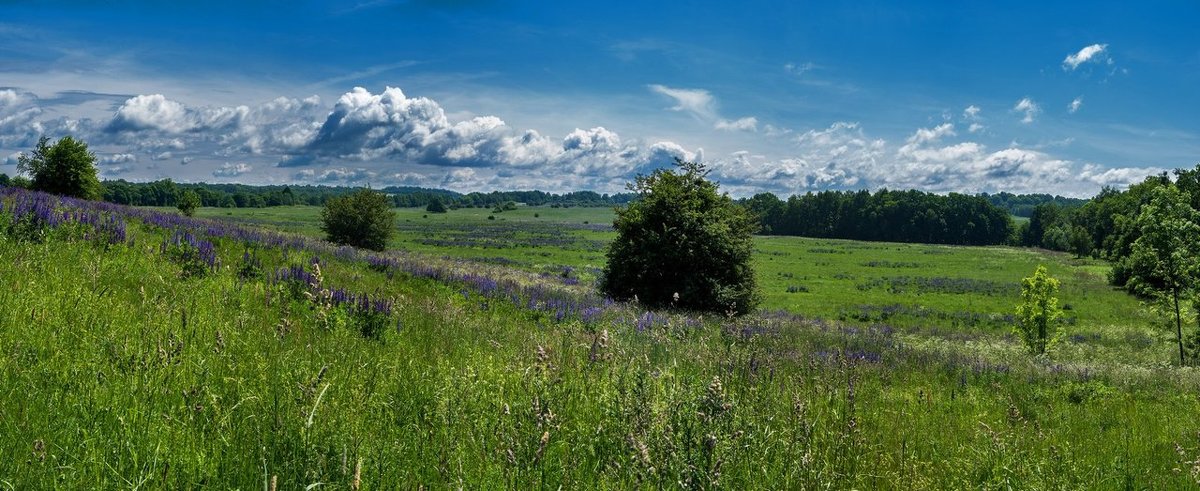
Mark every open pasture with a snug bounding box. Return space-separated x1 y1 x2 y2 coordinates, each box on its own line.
195 205 1154 365
3 195 1190 488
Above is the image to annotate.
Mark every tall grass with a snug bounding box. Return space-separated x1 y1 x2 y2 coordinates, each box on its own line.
2 188 1198 488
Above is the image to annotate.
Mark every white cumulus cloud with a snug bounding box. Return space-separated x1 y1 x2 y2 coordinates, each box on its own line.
1068 96 1084 114
715 117 758 132
212 162 252 178
1013 97 1040 124
1063 43 1109 70
98 153 137 166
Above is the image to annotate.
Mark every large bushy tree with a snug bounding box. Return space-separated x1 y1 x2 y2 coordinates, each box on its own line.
177 190 202 217
425 197 447 213
320 188 396 251
600 160 759 315
1124 185 1200 365
17 136 102 200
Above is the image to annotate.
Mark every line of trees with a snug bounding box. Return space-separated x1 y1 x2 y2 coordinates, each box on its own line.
742 189 1015 246
1017 166 1200 265
980 192 1087 217
18 178 635 210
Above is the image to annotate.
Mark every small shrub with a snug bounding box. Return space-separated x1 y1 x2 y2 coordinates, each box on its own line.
425 197 447 213
1014 265 1063 355
319 188 395 251
177 190 201 217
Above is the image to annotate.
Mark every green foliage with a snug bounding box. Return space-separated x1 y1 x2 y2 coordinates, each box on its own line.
1041 226 1071 252
425 197 447 213
16 135 102 200
1023 203 1066 247
1068 225 1093 258
177 190 201 216
601 160 760 315
0 173 10 186
1123 185 1200 364
319 188 396 251
747 189 1013 246
1015 265 1064 355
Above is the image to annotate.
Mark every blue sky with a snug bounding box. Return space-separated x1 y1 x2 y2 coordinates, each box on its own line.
1 0 1197 197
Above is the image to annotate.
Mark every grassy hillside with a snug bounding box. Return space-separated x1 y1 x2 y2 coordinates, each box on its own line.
4 192 1199 488
193 205 1155 363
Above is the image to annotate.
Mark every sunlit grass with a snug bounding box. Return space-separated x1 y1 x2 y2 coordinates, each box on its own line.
1 194 1195 488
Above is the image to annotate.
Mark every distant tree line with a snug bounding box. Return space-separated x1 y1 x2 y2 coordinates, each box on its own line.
448 190 636 209
979 192 1087 217
742 189 1015 246
0 176 639 210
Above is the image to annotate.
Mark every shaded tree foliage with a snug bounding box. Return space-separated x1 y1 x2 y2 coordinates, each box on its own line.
982 192 1086 217
425 197 447 213
319 188 396 251
601 160 760 315
745 189 1013 246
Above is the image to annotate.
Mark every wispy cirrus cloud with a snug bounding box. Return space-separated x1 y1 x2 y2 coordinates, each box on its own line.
647 84 715 120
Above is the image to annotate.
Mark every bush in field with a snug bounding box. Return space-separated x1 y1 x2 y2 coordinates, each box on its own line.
320 188 395 251
16 136 102 200
425 197 447 213
600 159 759 315
1015 265 1063 355
177 190 201 217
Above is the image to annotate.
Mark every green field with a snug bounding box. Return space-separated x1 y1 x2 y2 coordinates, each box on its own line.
4 195 1198 488
192 204 1156 365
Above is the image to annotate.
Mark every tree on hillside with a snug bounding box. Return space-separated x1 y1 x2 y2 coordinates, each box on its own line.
1068 225 1093 258
1022 203 1066 247
1015 265 1064 355
425 197 447 213
16 136 102 200
320 188 396 251
177 190 202 217
600 159 760 315
1124 185 1200 365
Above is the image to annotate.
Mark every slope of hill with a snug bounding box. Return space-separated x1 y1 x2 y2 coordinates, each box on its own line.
1 186 1197 488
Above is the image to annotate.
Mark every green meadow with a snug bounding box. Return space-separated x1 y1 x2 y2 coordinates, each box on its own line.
2 196 1196 489
194 205 1154 364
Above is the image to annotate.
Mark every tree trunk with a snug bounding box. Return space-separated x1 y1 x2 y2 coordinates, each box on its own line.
1175 289 1185 366
1038 319 1046 355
